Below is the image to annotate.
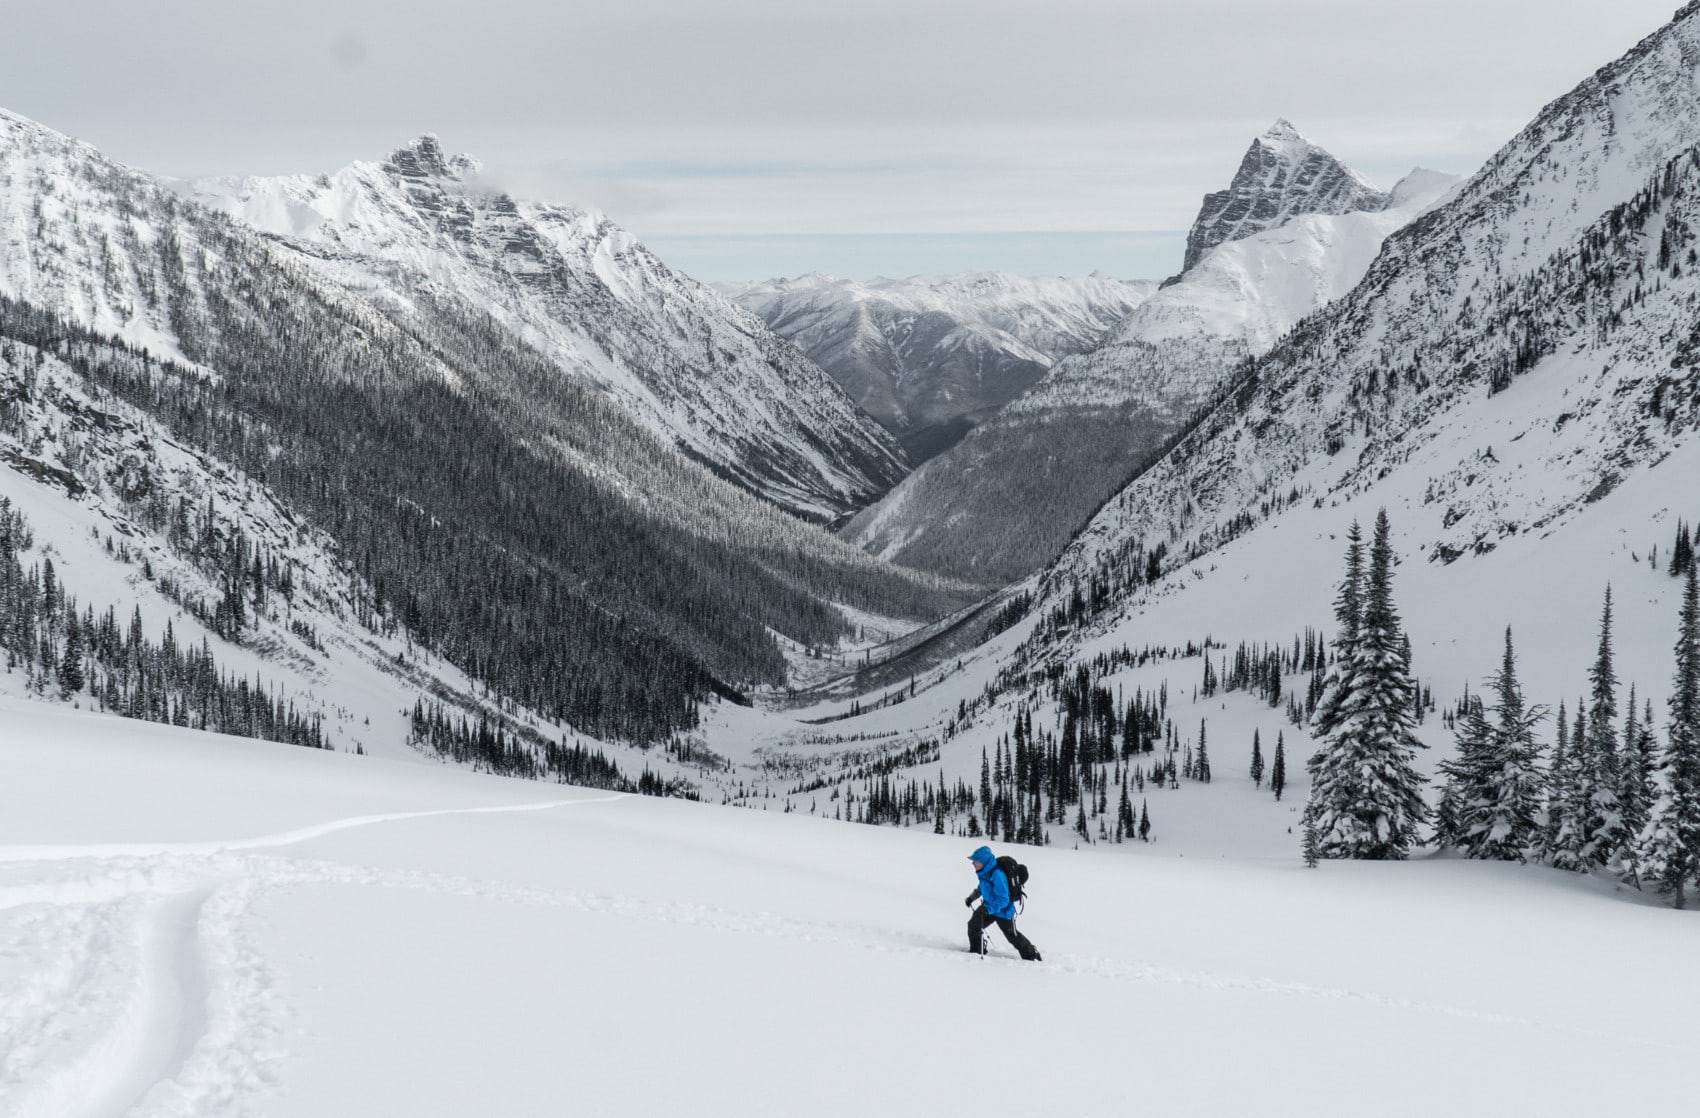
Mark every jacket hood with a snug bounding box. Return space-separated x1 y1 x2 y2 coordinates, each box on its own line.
969 845 996 869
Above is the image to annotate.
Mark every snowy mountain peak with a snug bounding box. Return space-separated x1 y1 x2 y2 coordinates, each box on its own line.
1181 121 1389 273
383 134 480 182
183 145 908 522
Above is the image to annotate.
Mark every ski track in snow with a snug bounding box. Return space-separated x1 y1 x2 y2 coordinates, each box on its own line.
0 795 626 1116
3 790 1690 1115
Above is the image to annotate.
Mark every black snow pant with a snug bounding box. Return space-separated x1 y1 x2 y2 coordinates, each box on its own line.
968 906 1040 960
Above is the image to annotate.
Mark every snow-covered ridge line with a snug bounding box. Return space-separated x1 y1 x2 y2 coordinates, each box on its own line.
180 137 909 522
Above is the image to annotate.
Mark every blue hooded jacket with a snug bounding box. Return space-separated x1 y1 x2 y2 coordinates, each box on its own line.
969 845 1016 920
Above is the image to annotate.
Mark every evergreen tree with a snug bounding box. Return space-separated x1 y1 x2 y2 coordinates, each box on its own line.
1196 718 1211 783
1542 700 1571 857
1619 686 1653 846
1433 693 1486 850
1271 732 1287 801
1669 519 1694 577
1311 520 1364 739
1435 628 1545 860
1138 798 1151 842
1550 697 1594 869
1554 590 1630 869
1634 562 1700 905
1583 587 1628 866
57 618 85 697
1250 728 1265 788
1304 510 1427 860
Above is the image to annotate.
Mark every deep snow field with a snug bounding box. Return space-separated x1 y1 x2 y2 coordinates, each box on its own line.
3 695 1697 1118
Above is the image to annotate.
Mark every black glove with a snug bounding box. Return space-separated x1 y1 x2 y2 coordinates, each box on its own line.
965 892 979 908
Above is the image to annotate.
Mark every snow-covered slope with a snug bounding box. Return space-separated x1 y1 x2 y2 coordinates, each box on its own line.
1041 1 1700 635
4 694 1696 1116
178 138 907 523
722 271 1155 461
843 140 1456 584
1182 117 1390 274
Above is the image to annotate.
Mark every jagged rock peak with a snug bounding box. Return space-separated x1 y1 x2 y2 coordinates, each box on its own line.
384 134 479 181
1180 120 1388 273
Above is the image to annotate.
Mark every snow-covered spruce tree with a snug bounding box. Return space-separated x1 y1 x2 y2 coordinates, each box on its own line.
1271 732 1286 801
1303 510 1427 860
1435 628 1546 860
1196 719 1211 783
1310 520 1364 740
1669 519 1694 577
1553 589 1629 870
1634 562 1700 906
1618 686 1654 847
1541 700 1572 858
1250 728 1265 788
1433 693 1487 850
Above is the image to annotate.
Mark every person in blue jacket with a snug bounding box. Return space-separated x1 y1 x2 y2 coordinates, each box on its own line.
964 845 1041 961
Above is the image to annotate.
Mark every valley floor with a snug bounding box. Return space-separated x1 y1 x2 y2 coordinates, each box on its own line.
3 698 1695 1117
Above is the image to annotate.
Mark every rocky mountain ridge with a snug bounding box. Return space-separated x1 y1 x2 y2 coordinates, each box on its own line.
180 137 909 522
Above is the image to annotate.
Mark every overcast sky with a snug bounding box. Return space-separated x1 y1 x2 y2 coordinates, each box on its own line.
2 0 1681 280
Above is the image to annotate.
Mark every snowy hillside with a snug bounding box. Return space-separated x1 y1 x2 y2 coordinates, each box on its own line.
1041 1 1700 645
722 271 1155 461
4 699 1697 1116
843 136 1456 584
180 138 907 523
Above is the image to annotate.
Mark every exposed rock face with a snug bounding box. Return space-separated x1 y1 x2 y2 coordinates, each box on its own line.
1181 119 1389 273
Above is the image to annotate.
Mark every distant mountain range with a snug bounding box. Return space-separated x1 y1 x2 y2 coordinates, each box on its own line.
721 271 1155 462
840 123 1456 584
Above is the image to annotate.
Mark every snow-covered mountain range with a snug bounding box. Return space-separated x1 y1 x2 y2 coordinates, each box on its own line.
0 105 975 785
842 127 1457 584
1037 0 1700 636
179 138 907 523
721 270 1155 462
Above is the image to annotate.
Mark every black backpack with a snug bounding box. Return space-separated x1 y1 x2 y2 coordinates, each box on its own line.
996 855 1029 910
